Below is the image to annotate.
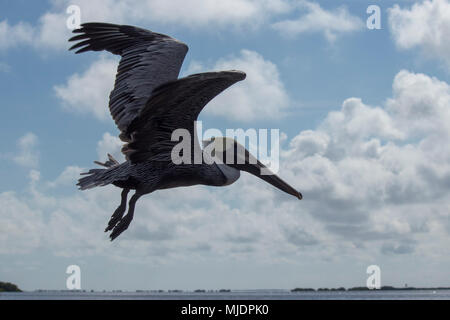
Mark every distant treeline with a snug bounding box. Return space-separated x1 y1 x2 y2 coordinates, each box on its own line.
136 289 231 293
291 286 450 292
0 282 21 292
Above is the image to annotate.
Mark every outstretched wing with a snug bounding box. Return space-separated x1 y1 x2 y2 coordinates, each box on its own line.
68 22 189 139
123 71 246 163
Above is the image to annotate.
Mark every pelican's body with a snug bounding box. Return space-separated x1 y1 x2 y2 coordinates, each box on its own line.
69 23 302 240
84 157 234 192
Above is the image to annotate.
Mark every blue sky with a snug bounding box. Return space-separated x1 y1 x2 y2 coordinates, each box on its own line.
1 0 450 291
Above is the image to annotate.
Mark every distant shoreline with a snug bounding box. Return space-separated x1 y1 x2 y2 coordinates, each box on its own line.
0 282 21 292
4 287 450 293
2 280 449 293
291 286 450 292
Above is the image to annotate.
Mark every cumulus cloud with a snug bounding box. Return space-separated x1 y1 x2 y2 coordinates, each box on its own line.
54 49 290 123
36 11 72 50
387 69 450 136
96 132 125 163
131 0 290 28
389 0 450 68
0 13 70 51
189 49 291 122
46 166 85 188
0 0 289 51
13 132 39 168
0 191 45 254
2 70 450 270
54 57 118 120
53 0 291 28
272 1 364 42
1 0 363 53
0 20 34 50
281 69 450 255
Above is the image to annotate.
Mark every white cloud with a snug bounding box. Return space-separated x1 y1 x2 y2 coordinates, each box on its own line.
0 0 290 51
54 57 118 120
0 191 44 254
2 70 450 288
272 1 364 42
1 0 363 53
387 69 450 136
133 0 290 28
0 14 70 51
281 70 450 250
389 0 450 68
47 166 85 188
13 132 39 168
54 49 290 123
36 11 72 50
96 132 125 163
321 97 405 142
0 20 34 50
189 49 291 122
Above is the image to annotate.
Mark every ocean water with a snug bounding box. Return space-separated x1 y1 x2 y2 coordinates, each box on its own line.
1 289 450 300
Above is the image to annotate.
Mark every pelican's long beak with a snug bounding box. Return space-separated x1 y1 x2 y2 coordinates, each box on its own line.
239 159 303 200
206 137 302 200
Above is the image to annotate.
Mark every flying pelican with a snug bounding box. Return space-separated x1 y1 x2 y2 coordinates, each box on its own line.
69 22 302 241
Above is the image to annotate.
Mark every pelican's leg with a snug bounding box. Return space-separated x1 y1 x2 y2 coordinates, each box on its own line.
105 188 130 232
109 191 142 241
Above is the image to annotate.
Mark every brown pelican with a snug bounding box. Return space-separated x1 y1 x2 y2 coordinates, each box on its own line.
69 23 302 241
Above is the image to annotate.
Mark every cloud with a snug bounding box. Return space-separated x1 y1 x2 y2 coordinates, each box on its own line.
96 132 125 163
1 0 364 53
3 70 450 267
13 133 39 168
387 69 450 136
389 0 450 68
36 11 72 50
0 20 34 50
189 49 291 122
54 57 118 120
0 191 45 254
280 69 450 255
381 241 416 255
130 0 291 28
0 13 70 51
46 166 85 188
50 0 291 29
54 49 290 123
0 0 290 52
272 1 364 42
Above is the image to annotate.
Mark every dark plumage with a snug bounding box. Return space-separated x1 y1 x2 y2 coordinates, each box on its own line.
70 22 188 137
70 22 302 241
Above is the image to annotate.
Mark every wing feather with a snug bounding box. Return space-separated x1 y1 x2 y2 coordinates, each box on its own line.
69 22 189 136
124 71 246 163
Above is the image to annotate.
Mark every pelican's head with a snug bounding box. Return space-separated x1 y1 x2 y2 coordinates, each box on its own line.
203 137 302 200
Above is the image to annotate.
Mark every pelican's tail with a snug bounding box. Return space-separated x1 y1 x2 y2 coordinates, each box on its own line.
77 154 121 190
77 168 109 190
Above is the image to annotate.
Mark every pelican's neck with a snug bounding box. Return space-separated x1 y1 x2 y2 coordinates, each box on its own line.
201 149 240 186
215 163 240 186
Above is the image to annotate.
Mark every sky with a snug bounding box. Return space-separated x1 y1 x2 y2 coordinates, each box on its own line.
1 0 449 291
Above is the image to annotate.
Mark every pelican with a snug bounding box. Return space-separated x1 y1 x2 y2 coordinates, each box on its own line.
69 22 302 241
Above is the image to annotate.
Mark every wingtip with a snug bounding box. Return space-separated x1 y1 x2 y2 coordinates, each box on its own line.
229 70 246 80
